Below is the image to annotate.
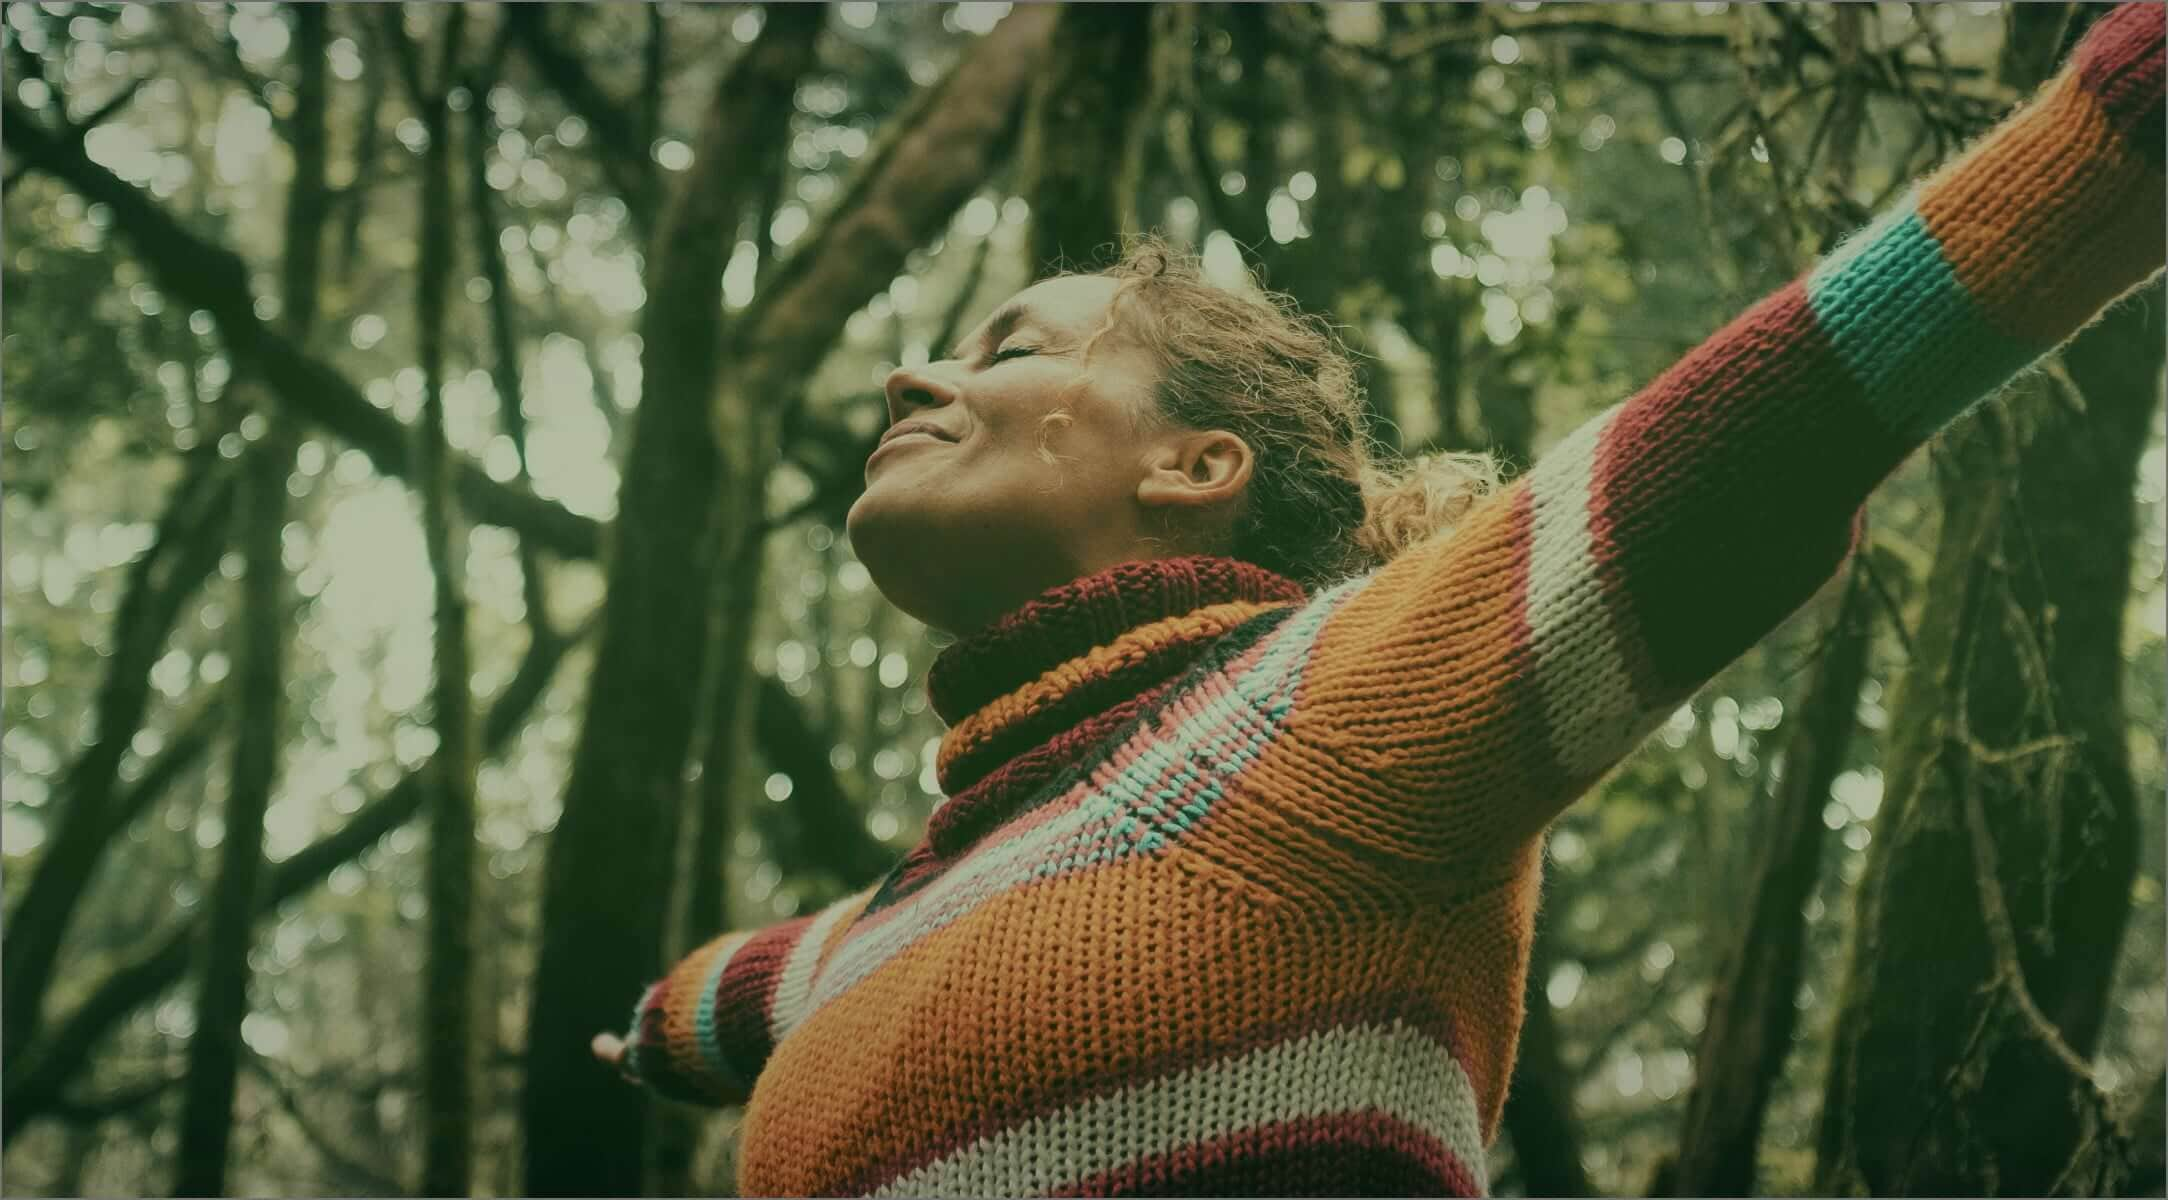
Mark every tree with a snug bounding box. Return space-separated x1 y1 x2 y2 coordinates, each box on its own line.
379 6 483 1193
1814 288 2165 1197
516 7 831 1193
1660 564 1873 1196
1017 3 1156 274
1812 5 2164 1190
170 6 327 1191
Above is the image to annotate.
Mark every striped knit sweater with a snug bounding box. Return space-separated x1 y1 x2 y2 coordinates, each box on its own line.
625 9 2165 1195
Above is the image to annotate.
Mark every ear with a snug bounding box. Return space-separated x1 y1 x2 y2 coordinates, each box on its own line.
1136 430 1253 512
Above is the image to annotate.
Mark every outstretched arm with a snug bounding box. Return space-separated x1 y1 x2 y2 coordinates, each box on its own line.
608 887 875 1106
1287 5 2165 872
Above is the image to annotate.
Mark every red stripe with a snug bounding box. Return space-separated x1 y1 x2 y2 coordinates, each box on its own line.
1047 1109 1484 1198
2076 2 2164 164
843 991 1469 1193
704 917 805 1085
936 622 1235 795
1588 281 1899 695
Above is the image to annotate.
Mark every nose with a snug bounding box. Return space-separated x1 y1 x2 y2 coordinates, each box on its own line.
883 363 958 426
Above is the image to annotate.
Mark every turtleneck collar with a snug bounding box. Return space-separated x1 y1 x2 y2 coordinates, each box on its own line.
908 556 1306 861
926 556 1308 727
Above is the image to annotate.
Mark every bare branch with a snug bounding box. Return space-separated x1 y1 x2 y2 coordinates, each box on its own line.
2 617 592 1145
0 98 604 560
502 5 658 231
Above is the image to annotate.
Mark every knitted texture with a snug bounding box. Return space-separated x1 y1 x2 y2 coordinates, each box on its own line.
624 11 2165 1195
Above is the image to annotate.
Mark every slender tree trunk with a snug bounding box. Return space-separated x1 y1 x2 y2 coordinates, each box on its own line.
750 674 894 888
406 9 479 1193
465 35 550 631
1017 3 1155 275
1475 363 1536 476
169 407 295 1198
1813 289 2163 1195
1662 563 1873 1196
2 610 582 1147
170 8 327 1190
518 9 828 1192
1 451 234 1068
647 515 769 1197
1501 914 1594 1198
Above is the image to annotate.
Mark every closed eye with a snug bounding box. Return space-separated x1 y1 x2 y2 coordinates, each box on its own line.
990 343 1039 364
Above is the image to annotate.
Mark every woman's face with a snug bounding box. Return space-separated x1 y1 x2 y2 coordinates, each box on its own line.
845 275 1171 634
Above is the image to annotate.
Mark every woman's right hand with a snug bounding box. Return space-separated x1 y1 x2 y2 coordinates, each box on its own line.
592 1032 630 1078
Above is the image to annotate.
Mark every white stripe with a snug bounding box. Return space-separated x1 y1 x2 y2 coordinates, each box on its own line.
811 585 1363 1016
1523 405 1653 780
767 899 857 1044
872 1020 1487 1197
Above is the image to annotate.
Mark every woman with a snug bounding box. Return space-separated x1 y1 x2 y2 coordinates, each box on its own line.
597 9 2163 1195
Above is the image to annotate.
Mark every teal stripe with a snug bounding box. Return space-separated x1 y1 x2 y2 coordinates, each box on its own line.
1807 197 2043 438
692 940 739 1086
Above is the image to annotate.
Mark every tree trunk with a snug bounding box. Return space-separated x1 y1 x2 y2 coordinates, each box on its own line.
1664 562 1873 1196
465 34 550 630
405 9 480 1193
751 673 895 889
1812 289 2163 1195
646 517 768 1198
169 7 327 1188
517 9 828 1193
169 409 296 1198
1501 914 1594 1197
520 11 1057 1190
1018 3 1155 275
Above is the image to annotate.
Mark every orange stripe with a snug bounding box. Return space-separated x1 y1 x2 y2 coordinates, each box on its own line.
1917 66 2167 344
1290 489 1569 866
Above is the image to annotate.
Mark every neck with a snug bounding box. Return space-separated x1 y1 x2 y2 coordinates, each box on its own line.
919 543 1189 638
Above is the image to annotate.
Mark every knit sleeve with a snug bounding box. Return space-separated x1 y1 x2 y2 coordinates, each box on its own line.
620 887 874 1107
1288 5 2164 870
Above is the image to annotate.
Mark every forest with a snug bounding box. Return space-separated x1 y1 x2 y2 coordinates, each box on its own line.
1 2 2163 1196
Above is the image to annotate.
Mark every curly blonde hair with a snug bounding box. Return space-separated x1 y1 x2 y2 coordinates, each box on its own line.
1079 236 1501 590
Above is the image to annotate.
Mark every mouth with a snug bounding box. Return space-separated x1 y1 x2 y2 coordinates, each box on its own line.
866 424 957 470
878 420 959 448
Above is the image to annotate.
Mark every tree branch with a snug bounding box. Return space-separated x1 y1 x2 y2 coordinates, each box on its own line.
2 450 236 1065
501 5 658 232
243 1053 407 1195
0 97 604 560
1 617 592 1145
752 673 894 888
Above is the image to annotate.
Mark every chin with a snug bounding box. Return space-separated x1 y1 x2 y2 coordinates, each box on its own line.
844 494 951 631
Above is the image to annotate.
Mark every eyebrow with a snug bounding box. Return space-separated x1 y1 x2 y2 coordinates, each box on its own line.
952 301 1030 362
